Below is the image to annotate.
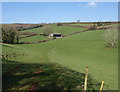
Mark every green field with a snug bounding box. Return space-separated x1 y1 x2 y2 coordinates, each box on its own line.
19 35 48 42
19 25 86 35
69 23 92 26
101 24 118 27
2 25 118 90
19 26 86 43
19 27 44 34
3 59 101 90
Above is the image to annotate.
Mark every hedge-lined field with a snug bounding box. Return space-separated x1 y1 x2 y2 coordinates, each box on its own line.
18 25 86 43
19 25 86 35
2 24 118 90
69 23 92 26
19 35 48 42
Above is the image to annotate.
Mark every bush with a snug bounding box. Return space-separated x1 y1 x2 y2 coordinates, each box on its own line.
2 27 19 44
38 24 44 27
97 21 103 26
57 23 63 26
88 24 97 30
103 26 118 48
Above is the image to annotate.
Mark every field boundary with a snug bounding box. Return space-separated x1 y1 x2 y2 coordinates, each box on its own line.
19 33 39 39
63 23 118 29
19 28 90 44
21 25 113 44
8 23 117 44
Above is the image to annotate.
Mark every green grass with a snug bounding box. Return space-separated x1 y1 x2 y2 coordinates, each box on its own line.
19 25 86 35
69 23 92 26
19 35 48 42
2 26 118 90
3 59 100 90
101 24 118 27
19 27 44 34
51 26 86 35
19 35 26 37
47 30 118 90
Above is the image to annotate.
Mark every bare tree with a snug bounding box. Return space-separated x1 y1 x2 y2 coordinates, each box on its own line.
42 26 54 36
103 25 118 48
77 20 80 23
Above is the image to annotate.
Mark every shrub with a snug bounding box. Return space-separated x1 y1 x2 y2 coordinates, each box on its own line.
38 24 44 27
88 24 97 30
97 21 103 26
57 23 63 26
15 35 20 44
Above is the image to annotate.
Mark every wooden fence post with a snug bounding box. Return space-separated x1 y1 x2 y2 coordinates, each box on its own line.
100 81 104 92
83 66 88 92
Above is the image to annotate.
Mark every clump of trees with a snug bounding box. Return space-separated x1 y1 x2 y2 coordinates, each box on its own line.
42 26 54 36
57 23 63 26
77 20 80 23
2 27 19 44
103 26 118 48
88 24 97 30
96 21 103 26
88 21 104 30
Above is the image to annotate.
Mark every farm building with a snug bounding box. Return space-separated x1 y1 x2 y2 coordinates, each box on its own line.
49 33 62 39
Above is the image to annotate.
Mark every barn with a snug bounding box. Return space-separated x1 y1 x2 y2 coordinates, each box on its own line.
49 33 62 39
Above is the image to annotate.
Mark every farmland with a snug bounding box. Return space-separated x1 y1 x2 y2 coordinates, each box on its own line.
19 25 86 35
69 23 92 26
2 23 118 90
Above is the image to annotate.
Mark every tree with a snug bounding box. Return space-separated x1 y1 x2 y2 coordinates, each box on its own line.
97 21 103 26
103 26 118 48
2 27 19 44
57 23 63 26
88 24 97 30
77 20 80 23
15 35 20 44
42 26 54 36
0 28 2 42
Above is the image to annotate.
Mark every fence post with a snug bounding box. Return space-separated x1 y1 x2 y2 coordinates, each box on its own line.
83 66 88 92
100 81 104 92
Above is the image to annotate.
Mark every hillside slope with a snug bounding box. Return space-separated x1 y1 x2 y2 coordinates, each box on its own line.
2 29 118 90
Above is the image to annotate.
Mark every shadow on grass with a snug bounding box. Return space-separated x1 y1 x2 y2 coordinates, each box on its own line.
2 59 100 91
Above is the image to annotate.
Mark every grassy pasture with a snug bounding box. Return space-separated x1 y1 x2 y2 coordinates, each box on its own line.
69 23 92 26
18 25 86 43
51 26 86 35
47 30 118 90
3 59 100 90
19 27 44 34
2 25 118 90
19 35 48 42
19 35 28 38
101 23 118 27
19 25 86 35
